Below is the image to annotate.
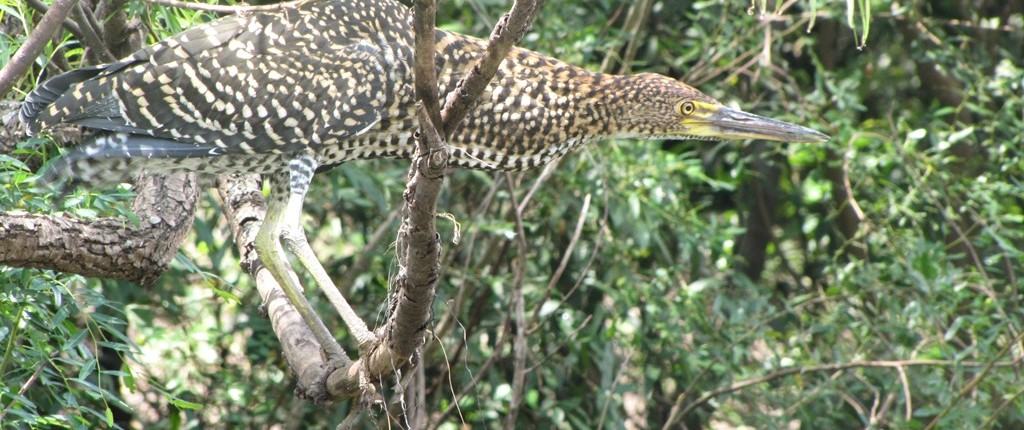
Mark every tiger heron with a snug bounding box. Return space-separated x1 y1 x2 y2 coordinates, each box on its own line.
20 0 828 362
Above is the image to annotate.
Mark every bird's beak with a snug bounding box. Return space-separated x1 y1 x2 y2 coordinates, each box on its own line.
683 102 829 143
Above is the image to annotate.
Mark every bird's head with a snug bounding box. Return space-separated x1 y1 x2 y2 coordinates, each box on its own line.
606 73 829 143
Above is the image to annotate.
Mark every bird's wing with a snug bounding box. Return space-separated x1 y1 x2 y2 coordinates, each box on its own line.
27 3 399 157
24 16 248 135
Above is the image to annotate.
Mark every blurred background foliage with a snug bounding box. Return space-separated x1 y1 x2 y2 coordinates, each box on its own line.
2 0 1023 428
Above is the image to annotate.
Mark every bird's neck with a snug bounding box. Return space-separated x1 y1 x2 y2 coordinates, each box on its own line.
430 31 647 170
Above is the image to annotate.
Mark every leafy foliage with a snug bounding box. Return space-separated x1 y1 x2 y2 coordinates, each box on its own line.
2 0 1023 428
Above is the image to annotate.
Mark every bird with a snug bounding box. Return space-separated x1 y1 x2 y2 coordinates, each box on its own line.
20 0 828 363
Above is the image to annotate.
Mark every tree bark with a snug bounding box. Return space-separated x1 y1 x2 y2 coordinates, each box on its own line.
0 173 197 284
1 102 197 284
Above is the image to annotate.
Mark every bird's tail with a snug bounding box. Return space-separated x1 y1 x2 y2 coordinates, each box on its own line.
20 65 109 135
39 133 223 187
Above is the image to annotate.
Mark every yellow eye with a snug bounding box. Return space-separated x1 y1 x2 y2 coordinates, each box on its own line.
678 101 695 116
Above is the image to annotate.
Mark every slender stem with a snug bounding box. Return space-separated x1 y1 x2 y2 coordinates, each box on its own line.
529 193 590 329
662 355 1024 430
71 1 115 63
502 173 529 429
412 0 442 131
0 0 79 99
440 0 547 137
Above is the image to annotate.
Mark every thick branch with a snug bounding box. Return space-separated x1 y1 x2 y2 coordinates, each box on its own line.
346 0 547 400
0 0 79 99
0 172 197 284
1 104 197 283
383 107 447 362
373 0 451 368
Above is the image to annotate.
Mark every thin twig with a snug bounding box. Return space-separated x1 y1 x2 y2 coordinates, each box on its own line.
516 159 559 214
430 312 510 425
338 208 401 296
502 173 530 429
526 314 593 373
440 0 547 137
0 350 60 422
71 1 115 63
980 384 1024 429
528 193 590 329
599 0 653 74
923 327 1024 430
662 356 1024 429
526 186 609 336
430 330 466 424
896 364 912 421
25 0 84 40
597 347 635 430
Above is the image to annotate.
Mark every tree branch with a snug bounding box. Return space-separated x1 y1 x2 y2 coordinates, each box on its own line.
662 357 1024 429
25 0 85 43
324 0 546 404
0 172 197 284
440 0 546 137
1 102 197 284
412 0 442 132
71 1 116 63
502 173 530 429
0 0 79 100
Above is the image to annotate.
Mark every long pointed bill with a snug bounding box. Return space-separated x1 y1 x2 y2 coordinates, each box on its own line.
696 105 830 143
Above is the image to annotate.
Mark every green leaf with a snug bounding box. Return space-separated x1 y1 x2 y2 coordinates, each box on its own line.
168 396 203 411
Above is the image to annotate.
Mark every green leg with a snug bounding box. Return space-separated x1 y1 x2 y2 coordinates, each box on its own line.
278 156 377 348
254 169 347 362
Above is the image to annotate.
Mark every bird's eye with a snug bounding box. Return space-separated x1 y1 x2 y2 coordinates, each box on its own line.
678 101 695 116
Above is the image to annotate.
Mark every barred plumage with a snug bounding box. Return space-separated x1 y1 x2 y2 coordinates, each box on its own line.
22 0 827 184
20 0 827 367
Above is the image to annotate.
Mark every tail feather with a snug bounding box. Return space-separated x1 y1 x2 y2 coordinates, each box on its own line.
39 133 223 186
20 66 109 134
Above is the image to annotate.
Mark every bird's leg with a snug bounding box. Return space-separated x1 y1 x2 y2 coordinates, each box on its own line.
254 170 347 362
278 156 378 350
